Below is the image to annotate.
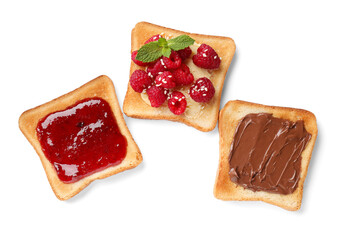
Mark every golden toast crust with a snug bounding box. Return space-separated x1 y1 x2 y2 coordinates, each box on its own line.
123 22 236 132
214 100 318 211
19 75 142 200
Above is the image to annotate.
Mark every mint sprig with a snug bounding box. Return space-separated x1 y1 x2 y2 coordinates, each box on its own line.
136 35 195 63
167 35 195 51
135 42 163 63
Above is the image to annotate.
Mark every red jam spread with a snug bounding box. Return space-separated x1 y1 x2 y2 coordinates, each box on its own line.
36 97 127 183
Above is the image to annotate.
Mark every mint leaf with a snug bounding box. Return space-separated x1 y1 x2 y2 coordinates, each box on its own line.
167 35 195 51
135 34 195 62
136 41 162 62
162 47 171 58
158 38 168 48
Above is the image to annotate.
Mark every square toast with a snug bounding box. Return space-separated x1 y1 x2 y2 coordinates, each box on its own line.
19 75 142 200
123 22 236 132
214 100 318 210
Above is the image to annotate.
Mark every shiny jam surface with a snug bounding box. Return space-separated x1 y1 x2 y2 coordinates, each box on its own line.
36 97 127 183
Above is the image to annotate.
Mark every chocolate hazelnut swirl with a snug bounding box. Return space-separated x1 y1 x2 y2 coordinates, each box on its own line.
228 113 311 195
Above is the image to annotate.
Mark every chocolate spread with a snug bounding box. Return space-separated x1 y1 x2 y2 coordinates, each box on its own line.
228 113 311 194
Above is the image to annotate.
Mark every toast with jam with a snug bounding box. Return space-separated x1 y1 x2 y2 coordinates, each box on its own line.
214 100 318 211
19 75 142 200
123 22 236 132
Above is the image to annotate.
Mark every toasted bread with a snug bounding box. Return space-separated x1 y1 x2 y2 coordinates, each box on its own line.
123 22 236 132
19 75 142 200
214 100 318 211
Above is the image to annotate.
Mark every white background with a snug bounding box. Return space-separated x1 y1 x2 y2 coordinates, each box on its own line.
1 0 345 239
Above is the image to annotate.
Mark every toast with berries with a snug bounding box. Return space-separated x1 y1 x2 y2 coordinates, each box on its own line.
123 22 236 132
19 75 142 200
214 100 318 211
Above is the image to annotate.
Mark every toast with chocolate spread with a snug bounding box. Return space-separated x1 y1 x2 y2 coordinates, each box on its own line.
19 75 142 200
214 100 317 211
123 22 236 132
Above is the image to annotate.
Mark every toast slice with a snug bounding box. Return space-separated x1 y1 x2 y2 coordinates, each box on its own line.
214 100 318 211
19 75 142 200
123 22 236 132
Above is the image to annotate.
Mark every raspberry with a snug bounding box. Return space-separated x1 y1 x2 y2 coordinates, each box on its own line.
162 51 182 69
145 34 162 44
177 47 192 61
192 44 221 69
130 70 152 93
189 77 215 102
168 91 187 115
146 58 165 79
155 71 176 89
171 64 194 86
131 50 148 67
146 85 167 107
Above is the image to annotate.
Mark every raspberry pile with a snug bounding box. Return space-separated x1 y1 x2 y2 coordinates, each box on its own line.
129 35 221 115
